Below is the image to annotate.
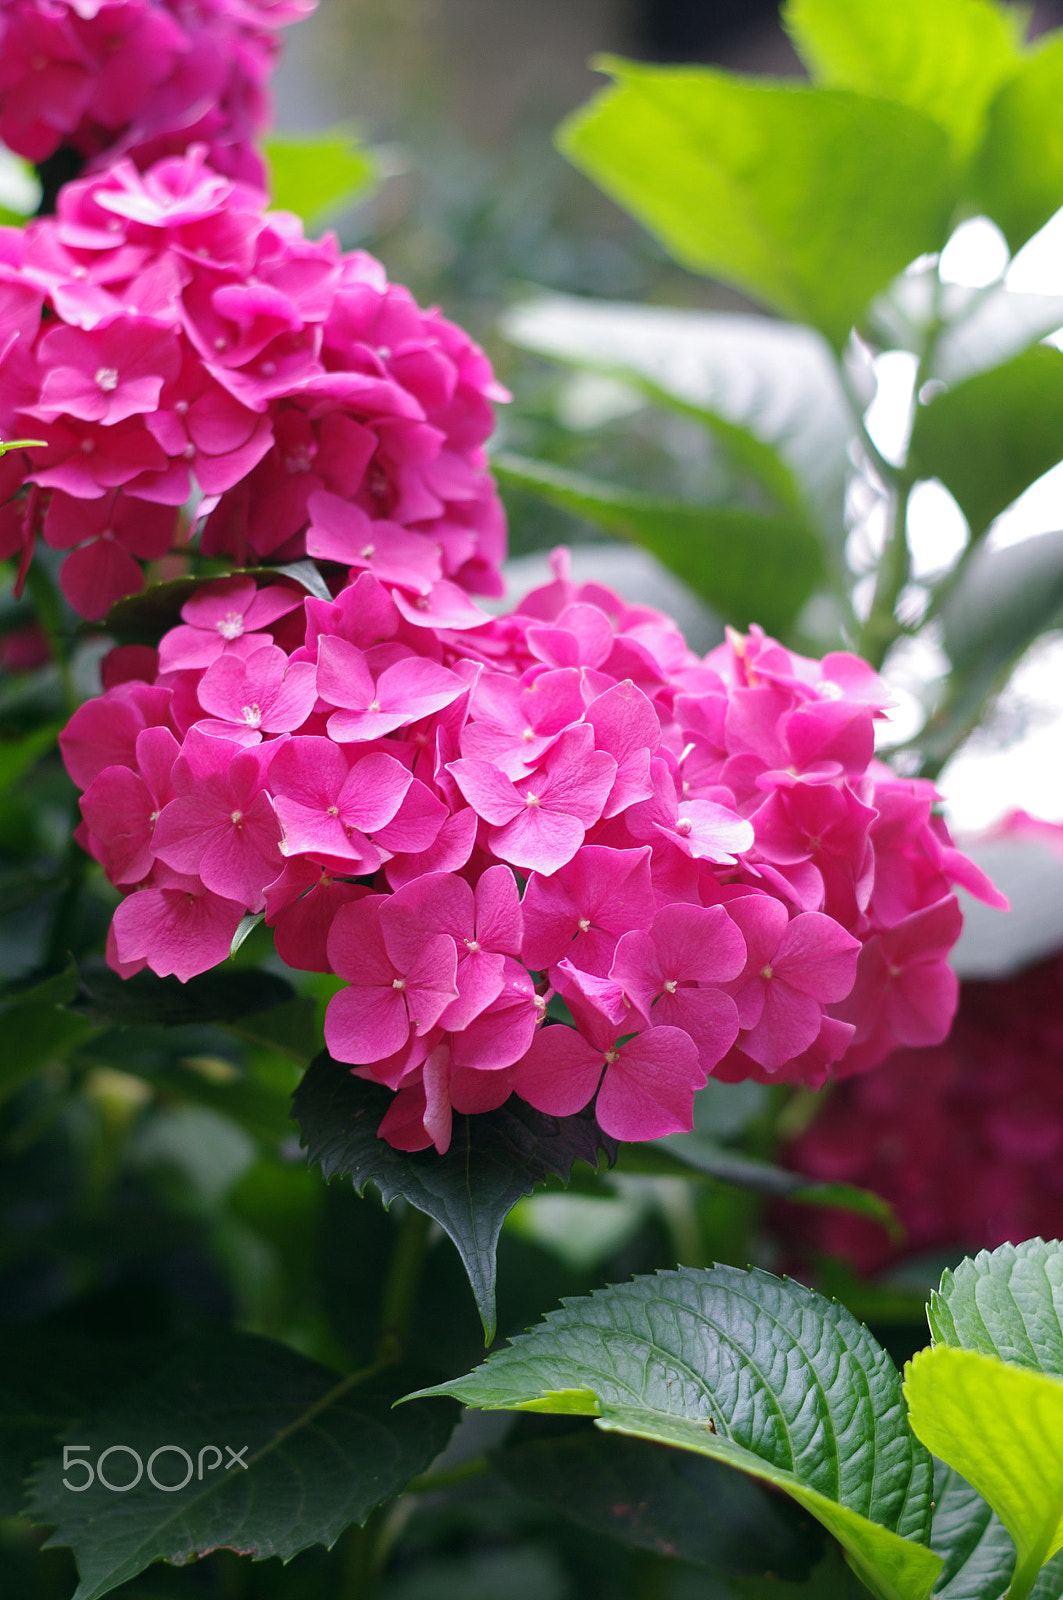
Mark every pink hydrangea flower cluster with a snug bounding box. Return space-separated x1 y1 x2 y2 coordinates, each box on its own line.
60 550 1001 1153
0 148 507 618
0 0 314 183
777 949 1063 1276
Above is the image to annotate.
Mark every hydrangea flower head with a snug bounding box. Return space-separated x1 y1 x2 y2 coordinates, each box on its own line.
1 148 508 617
0 0 315 182
61 551 1002 1154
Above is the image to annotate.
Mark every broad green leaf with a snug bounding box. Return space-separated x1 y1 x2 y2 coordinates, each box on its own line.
264 128 376 228
76 960 296 1028
494 452 824 636
292 1054 616 1341
29 1336 456 1600
926 1462 1063 1600
0 1333 173 1518
976 35 1063 251
410 1265 941 1600
502 295 855 540
784 0 1023 158
929 1239 1063 1375
906 1345 1063 1599
494 1423 824 1578
919 528 1063 770
909 345 1063 537
559 59 957 349
867 270 1063 388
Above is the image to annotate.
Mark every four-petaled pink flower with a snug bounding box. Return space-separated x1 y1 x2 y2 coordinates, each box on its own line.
325 897 458 1064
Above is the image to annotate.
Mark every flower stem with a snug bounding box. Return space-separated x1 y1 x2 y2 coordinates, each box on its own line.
376 1203 432 1361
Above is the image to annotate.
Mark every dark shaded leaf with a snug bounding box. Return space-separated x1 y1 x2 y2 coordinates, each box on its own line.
292 1054 616 1341
494 451 824 636
76 960 297 1028
104 564 320 646
0 1333 173 1519
494 1421 824 1578
29 1336 456 1600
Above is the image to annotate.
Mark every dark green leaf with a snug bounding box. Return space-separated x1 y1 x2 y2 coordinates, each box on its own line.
976 35 1063 251
494 1422 824 1578
76 960 297 1028
0 957 80 1013
502 295 854 540
0 999 99 1100
104 565 320 646
0 1333 174 1519
29 1336 456 1600
784 0 1023 158
928 1238 1063 1376
229 996 321 1066
909 345 1063 538
264 129 376 228
559 58 956 348
411 1265 940 1600
928 1462 1030 1600
494 451 824 635
292 1054 616 1341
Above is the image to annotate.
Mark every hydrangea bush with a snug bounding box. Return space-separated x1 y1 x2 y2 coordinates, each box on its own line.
8 1 1063 1598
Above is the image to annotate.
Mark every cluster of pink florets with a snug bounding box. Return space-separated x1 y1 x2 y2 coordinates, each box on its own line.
59 552 1002 1152
0 0 313 183
0 147 507 618
778 947 1063 1275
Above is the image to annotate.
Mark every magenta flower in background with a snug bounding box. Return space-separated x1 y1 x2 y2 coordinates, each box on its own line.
777 949 1063 1278
0 0 316 183
0 147 509 618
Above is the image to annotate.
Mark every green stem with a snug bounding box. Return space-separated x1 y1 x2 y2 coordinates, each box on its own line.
376 1203 431 1361
338 1506 388 1600
859 474 913 671
1007 1546 1046 1600
403 1453 491 1496
22 557 78 715
44 804 88 972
